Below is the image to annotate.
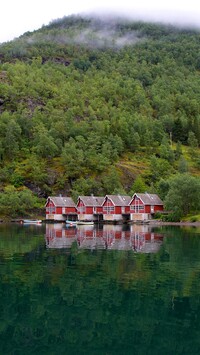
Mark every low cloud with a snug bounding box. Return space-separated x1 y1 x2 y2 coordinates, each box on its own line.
27 16 144 49
25 10 200 50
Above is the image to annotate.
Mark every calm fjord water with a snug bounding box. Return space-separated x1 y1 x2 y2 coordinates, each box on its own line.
0 223 200 355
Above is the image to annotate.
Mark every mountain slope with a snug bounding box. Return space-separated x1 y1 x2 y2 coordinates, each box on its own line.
0 15 200 208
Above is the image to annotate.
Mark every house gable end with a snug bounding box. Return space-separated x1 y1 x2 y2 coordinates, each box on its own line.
130 193 163 206
102 196 115 207
130 194 145 206
103 195 131 207
77 196 104 207
45 196 76 208
45 197 56 208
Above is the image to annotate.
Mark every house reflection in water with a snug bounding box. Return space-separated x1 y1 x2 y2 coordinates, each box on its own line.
45 223 77 249
45 223 163 253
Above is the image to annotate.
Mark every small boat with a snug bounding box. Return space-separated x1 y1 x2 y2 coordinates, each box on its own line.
22 219 42 224
76 221 94 225
66 220 78 226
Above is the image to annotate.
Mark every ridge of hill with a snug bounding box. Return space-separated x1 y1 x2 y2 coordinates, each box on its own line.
0 15 200 218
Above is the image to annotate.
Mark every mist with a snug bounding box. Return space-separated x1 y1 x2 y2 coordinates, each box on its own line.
26 12 200 51
1 0 200 44
26 16 147 49
87 2 200 29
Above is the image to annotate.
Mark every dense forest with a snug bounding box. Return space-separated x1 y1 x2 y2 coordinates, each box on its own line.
0 15 200 220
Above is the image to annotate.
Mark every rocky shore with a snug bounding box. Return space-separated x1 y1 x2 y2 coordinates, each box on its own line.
149 220 200 227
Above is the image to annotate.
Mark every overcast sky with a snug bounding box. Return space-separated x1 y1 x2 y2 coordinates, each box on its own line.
1 0 200 43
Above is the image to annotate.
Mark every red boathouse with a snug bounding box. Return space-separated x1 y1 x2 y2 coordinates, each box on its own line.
129 193 164 222
77 196 104 221
45 196 77 221
102 195 131 222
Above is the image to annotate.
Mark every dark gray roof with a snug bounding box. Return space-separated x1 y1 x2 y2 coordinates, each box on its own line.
105 195 132 206
46 196 76 207
133 193 163 205
78 196 105 206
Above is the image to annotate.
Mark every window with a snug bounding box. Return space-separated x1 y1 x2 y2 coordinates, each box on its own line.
78 207 86 213
130 205 144 211
103 206 115 213
47 206 55 213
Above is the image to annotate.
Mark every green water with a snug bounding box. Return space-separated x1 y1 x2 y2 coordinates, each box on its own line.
0 223 200 355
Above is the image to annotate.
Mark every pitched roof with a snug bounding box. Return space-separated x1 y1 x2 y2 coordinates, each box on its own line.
46 196 76 207
104 195 132 206
78 196 105 206
132 193 163 205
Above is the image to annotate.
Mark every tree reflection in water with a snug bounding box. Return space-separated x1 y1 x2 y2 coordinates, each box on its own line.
0 224 200 354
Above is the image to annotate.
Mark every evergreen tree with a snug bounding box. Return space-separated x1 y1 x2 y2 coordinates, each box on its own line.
130 176 147 195
165 174 200 220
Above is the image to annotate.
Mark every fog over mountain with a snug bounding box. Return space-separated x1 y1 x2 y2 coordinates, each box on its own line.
26 16 144 49
92 3 200 29
1 0 200 43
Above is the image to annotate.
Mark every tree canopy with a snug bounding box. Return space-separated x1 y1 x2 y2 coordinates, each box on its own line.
0 15 200 217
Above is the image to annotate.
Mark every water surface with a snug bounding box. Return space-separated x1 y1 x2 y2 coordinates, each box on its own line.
0 223 200 355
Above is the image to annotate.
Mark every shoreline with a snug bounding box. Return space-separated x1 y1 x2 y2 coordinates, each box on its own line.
149 220 200 227
0 218 200 227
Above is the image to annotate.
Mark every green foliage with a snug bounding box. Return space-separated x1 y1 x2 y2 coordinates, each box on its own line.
150 156 174 182
156 178 170 201
61 138 85 178
159 136 174 162
164 174 200 220
0 186 44 217
73 58 91 71
0 16 200 216
188 131 198 149
188 131 199 159
178 156 188 173
71 177 100 201
130 176 147 195
174 141 182 160
101 167 125 194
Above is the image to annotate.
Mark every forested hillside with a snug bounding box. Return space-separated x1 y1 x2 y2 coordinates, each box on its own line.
0 15 200 219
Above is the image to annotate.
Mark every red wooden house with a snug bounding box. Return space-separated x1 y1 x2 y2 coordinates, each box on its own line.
129 193 164 222
45 196 77 221
102 195 131 222
76 196 104 221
